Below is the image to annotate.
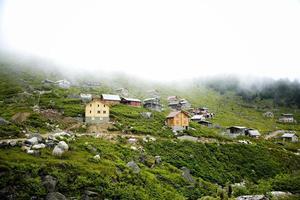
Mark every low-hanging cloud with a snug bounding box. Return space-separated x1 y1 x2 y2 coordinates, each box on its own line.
0 0 300 81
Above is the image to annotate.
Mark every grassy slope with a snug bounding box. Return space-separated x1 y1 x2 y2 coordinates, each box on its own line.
1 62 300 199
1 136 299 199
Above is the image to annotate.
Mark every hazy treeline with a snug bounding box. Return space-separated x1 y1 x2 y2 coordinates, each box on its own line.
205 76 300 108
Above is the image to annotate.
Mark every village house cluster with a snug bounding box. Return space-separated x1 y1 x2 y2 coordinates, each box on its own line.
82 91 298 142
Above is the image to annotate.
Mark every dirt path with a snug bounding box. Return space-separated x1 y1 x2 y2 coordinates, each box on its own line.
265 130 284 140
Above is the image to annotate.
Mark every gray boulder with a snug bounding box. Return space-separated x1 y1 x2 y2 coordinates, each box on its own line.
0 117 9 125
236 195 268 200
126 161 140 173
46 192 67 200
43 175 57 192
57 141 69 151
181 167 195 183
155 156 162 165
52 146 64 157
8 141 17 147
25 137 39 145
28 133 43 142
32 143 46 150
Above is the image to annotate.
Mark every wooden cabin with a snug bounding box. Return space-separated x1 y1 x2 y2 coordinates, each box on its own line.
227 126 247 137
143 98 162 112
282 133 298 142
85 99 109 124
166 111 189 131
121 97 141 107
278 113 295 123
101 94 121 105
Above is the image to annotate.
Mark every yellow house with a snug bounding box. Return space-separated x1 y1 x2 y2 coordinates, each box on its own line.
85 99 109 124
166 110 189 131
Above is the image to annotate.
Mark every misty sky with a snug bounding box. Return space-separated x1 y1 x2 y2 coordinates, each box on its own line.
0 0 300 80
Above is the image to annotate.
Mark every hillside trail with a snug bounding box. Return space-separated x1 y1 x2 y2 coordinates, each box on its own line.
0 130 227 145
265 130 284 140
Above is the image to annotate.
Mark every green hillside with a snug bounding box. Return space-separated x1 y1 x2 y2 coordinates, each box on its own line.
0 62 300 199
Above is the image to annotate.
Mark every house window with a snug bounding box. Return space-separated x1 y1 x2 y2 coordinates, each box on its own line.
97 110 101 114
90 104 92 107
98 104 99 107
103 111 106 114
104 105 105 107
90 110 92 114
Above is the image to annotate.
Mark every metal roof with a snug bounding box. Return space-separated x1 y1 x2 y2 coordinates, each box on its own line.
228 126 247 129
167 111 189 118
122 97 141 102
282 133 296 138
248 130 261 136
191 115 204 120
101 94 121 101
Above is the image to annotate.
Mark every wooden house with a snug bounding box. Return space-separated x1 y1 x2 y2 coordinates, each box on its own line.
198 120 213 127
245 129 261 138
278 114 295 123
179 99 191 109
121 97 141 107
168 101 180 110
166 111 189 131
101 94 121 105
143 97 162 112
227 126 247 137
282 133 298 142
85 99 109 124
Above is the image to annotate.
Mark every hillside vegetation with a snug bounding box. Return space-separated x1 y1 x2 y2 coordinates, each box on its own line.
0 62 300 199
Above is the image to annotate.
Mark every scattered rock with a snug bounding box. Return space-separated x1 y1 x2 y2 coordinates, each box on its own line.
53 132 71 139
263 111 274 118
181 167 195 184
126 161 140 173
57 141 69 151
32 143 46 150
236 195 268 200
25 137 39 145
141 112 152 119
43 175 57 192
8 141 17 147
27 149 41 156
0 117 9 125
128 138 137 144
83 190 99 199
270 191 291 199
28 133 43 142
93 154 100 161
155 156 162 165
0 141 8 148
46 192 67 200
21 145 31 152
130 146 137 151
52 146 65 157
143 135 156 142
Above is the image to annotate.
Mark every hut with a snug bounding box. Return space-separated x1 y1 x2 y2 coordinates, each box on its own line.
101 94 121 105
278 114 295 123
143 98 162 112
227 126 247 137
166 110 189 131
245 129 261 138
121 97 141 107
282 133 298 142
